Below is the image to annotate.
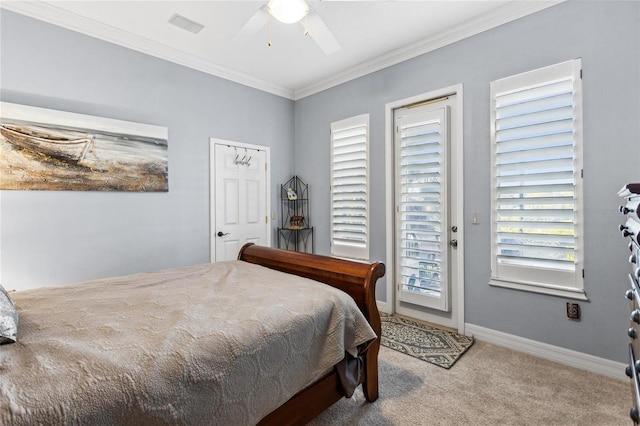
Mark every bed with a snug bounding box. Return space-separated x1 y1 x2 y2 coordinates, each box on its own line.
0 243 385 425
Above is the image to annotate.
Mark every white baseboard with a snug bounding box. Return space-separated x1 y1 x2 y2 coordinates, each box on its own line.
465 323 627 381
376 300 391 315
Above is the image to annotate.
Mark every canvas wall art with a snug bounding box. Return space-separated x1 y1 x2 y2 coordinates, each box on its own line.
0 102 168 191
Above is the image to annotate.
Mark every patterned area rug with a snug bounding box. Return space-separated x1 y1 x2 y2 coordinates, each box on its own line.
380 315 474 369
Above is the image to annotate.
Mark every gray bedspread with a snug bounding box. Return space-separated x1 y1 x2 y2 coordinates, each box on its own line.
0 260 377 425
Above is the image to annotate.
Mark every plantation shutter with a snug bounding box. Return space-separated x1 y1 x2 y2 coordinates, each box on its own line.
330 114 369 260
396 105 449 311
490 59 584 293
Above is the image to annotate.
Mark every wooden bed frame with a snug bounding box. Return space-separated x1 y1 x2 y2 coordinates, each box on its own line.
237 243 386 425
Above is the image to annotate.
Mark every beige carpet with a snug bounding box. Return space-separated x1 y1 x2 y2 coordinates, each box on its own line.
310 341 628 425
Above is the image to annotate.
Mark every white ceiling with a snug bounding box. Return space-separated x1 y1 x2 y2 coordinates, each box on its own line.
2 1 561 99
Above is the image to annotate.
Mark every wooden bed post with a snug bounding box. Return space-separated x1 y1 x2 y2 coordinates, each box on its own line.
361 261 385 402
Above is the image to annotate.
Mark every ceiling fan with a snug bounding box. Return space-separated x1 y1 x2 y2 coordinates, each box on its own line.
235 0 341 55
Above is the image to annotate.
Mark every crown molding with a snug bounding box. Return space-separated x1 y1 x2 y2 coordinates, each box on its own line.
0 1 295 100
293 1 564 100
2 1 563 101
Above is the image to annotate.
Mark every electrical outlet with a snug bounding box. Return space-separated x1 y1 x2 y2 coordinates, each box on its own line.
566 302 581 321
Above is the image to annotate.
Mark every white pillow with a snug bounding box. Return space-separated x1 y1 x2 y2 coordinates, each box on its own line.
0 284 18 344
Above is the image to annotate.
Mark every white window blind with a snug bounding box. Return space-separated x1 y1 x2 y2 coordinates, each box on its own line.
330 114 369 260
490 59 584 297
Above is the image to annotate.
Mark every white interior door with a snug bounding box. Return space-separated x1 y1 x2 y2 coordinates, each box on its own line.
211 141 270 262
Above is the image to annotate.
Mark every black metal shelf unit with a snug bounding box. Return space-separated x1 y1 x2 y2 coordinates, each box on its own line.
277 175 313 253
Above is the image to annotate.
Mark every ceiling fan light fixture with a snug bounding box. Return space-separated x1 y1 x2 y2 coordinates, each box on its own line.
267 0 309 24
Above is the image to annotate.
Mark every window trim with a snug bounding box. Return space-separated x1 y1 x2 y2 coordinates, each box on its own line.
489 59 586 300
330 113 370 260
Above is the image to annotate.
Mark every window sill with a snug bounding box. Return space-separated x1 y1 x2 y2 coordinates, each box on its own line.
489 278 589 301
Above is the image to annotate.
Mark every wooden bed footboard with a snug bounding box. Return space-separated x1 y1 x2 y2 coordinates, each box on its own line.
238 243 386 425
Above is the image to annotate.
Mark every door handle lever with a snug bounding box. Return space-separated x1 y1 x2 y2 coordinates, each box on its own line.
217 231 229 237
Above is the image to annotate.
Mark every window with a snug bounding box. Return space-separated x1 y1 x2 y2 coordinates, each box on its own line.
330 114 369 260
490 59 585 299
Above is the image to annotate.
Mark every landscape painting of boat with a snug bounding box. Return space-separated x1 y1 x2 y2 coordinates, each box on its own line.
0 102 168 191
0 124 95 164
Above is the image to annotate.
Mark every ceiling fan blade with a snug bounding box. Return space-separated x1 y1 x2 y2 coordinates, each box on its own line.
304 12 341 55
234 6 269 41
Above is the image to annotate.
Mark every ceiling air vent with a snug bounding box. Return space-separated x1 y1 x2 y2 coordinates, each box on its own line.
168 14 205 34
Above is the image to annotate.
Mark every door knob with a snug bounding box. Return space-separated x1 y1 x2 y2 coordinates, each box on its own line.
217 231 229 237
449 239 458 248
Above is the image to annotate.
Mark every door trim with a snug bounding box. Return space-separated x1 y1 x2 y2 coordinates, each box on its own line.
210 138 271 263
384 84 465 335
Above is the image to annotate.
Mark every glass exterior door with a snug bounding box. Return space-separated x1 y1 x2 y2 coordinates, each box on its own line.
395 105 450 311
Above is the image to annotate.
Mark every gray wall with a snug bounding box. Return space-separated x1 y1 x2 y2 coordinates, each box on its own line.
294 1 640 362
0 10 294 289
